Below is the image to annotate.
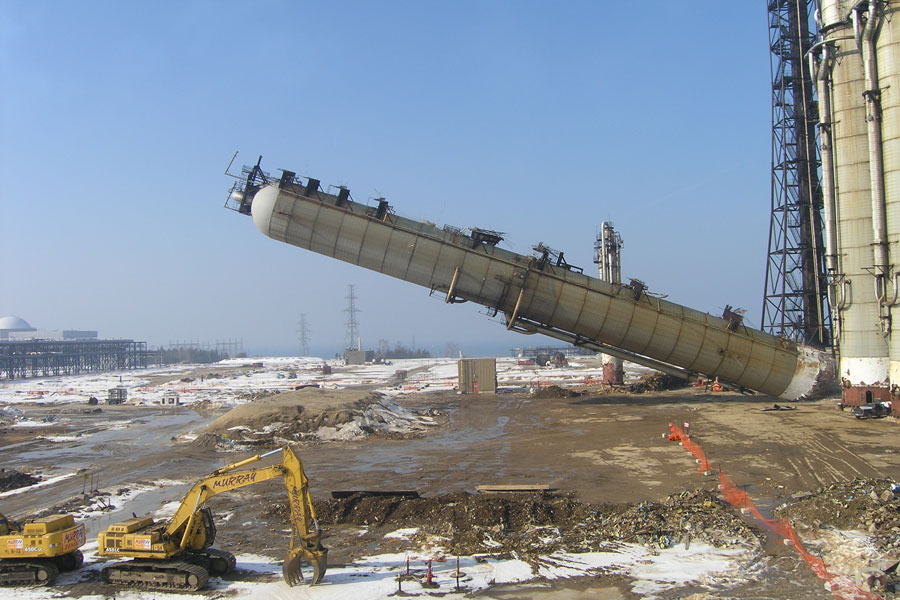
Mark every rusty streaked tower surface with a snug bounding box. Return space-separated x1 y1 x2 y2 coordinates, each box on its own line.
226 162 834 400
811 0 900 405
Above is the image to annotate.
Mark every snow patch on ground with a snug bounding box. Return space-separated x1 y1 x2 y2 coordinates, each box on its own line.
0 472 77 498
0 355 634 414
384 527 419 540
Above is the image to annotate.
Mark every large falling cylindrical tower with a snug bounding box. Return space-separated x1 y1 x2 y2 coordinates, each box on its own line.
228 165 835 401
814 0 899 404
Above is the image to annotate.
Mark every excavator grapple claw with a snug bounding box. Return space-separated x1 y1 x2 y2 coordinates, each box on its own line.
282 546 327 586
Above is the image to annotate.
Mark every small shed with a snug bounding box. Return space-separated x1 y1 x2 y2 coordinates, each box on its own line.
344 350 374 365
161 392 180 406
458 358 497 394
107 386 128 405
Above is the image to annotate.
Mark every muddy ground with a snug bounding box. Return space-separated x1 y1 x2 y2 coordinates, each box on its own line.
2 377 900 598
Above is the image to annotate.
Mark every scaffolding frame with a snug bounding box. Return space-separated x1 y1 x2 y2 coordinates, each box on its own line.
0 339 149 380
761 0 832 347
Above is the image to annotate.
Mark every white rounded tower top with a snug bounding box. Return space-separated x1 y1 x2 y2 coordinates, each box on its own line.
251 185 280 236
0 315 33 330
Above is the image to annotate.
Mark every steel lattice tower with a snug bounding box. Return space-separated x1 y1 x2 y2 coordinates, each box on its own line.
297 314 310 356
343 285 361 351
761 0 831 347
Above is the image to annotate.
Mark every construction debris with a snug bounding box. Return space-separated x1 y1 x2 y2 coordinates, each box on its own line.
202 389 445 446
761 404 796 412
529 385 581 399
629 373 689 393
264 488 760 562
775 477 900 553
0 468 40 493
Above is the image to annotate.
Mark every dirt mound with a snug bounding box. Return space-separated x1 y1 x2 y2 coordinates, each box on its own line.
0 468 40 492
775 477 900 552
203 389 443 446
187 432 233 451
629 373 689 393
530 385 581 399
265 488 757 558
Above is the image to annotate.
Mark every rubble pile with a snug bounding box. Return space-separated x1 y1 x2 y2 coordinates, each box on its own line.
775 477 900 552
0 406 22 425
529 385 581 399
595 489 759 547
204 390 444 447
629 373 689 393
266 488 759 559
0 468 40 492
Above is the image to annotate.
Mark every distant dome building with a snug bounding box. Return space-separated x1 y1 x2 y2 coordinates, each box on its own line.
0 316 36 339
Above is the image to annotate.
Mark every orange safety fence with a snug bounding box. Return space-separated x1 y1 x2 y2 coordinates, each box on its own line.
667 423 711 474
667 423 881 600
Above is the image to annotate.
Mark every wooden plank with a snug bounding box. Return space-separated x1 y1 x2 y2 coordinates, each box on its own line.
475 484 553 493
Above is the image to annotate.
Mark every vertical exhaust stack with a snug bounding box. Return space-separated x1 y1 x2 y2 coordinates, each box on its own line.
228 163 835 400
593 222 625 384
872 1 900 393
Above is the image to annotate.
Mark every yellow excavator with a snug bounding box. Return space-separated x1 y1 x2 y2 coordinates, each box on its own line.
97 445 327 591
0 512 86 586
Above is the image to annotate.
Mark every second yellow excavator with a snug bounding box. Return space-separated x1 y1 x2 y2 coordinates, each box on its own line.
0 512 85 586
97 445 327 591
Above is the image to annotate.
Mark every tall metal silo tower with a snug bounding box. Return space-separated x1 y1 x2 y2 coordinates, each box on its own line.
761 0 832 348
811 0 900 406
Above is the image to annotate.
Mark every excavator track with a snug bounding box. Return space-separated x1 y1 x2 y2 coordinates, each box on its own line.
190 547 236 576
54 549 84 572
100 560 209 591
0 560 60 586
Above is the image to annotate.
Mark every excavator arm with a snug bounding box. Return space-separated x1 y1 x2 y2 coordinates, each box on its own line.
279 444 327 585
162 446 326 584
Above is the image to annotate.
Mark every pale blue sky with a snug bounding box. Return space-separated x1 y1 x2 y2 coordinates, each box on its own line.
1 2 773 357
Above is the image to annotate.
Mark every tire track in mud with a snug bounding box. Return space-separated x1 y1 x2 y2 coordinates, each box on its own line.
785 456 829 488
802 434 877 479
781 433 877 490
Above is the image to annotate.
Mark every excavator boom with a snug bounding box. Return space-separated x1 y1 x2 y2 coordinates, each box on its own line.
98 446 326 590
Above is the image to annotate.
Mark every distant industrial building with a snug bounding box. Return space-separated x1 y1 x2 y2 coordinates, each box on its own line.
0 316 36 340
0 315 150 380
344 349 374 365
8 330 98 341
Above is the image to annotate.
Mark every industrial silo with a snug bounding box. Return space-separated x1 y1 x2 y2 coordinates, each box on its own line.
815 0 898 404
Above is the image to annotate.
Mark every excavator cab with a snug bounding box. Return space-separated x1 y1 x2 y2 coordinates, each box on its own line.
0 514 11 536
